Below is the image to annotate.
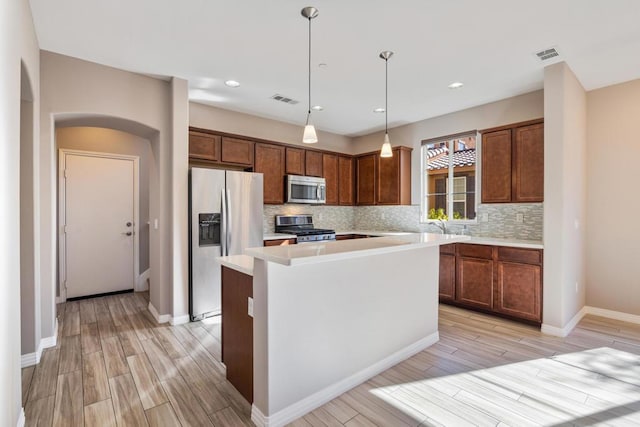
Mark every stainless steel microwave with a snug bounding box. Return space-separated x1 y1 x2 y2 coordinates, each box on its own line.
286 175 326 204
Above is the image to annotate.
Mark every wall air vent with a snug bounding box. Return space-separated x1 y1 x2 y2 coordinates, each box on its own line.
271 94 299 105
535 47 560 62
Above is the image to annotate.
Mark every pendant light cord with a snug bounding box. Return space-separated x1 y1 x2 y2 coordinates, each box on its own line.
308 16 312 117
385 57 388 134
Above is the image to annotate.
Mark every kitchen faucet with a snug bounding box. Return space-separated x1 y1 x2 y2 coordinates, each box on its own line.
431 219 448 234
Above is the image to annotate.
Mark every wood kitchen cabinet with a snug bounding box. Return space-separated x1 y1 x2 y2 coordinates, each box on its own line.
189 131 220 162
356 146 412 206
495 247 542 322
305 150 323 177
356 154 377 205
254 143 285 204
221 266 253 403
323 154 339 205
440 243 543 324
376 146 412 205
338 156 355 205
455 244 494 310
481 120 544 203
285 147 305 176
220 137 254 166
438 244 456 302
514 123 544 202
264 238 296 246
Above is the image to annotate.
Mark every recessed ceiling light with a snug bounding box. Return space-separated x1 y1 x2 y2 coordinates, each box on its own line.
311 105 324 111
225 80 240 88
448 82 464 89
373 108 385 113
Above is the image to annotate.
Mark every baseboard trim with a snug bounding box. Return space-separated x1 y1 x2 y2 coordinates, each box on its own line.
584 306 640 325
542 307 587 337
17 407 25 427
170 314 190 326
251 331 440 427
21 353 37 368
541 305 640 337
148 302 171 324
21 319 59 368
136 269 150 292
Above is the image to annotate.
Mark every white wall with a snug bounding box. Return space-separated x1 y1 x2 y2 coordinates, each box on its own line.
40 51 178 323
352 91 544 204
190 102 354 154
3 0 42 423
171 78 190 322
542 62 587 332
586 79 640 315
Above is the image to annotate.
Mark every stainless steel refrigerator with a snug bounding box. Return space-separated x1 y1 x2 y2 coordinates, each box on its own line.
189 167 263 321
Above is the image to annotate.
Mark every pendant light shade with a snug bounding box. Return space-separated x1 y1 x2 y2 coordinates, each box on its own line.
379 51 394 158
380 133 393 157
301 7 319 144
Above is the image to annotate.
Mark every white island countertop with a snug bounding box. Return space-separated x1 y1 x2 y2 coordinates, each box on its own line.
246 232 469 266
218 254 254 276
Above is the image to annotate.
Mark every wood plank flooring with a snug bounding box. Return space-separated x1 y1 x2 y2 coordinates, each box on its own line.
22 294 640 426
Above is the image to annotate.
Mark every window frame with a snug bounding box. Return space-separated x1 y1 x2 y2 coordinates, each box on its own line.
420 131 481 224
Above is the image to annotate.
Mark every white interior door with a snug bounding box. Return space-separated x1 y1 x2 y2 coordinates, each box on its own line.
63 152 136 299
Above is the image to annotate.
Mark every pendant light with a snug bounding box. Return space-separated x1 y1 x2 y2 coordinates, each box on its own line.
379 51 394 158
301 7 319 144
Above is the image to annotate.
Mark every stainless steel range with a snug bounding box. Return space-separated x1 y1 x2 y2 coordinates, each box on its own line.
275 214 336 243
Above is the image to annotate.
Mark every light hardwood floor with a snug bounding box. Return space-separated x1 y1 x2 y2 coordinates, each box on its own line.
23 294 640 426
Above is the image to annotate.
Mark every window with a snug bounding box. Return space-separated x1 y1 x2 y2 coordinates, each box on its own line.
422 132 478 222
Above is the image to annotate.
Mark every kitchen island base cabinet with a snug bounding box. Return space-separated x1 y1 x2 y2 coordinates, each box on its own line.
221 266 253 404
247 239 452 425
439 243 543 325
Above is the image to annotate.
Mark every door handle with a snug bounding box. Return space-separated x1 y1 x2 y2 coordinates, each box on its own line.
122 231 133 236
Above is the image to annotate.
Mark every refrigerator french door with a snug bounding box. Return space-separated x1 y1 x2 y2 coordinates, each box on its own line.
189 168 263 321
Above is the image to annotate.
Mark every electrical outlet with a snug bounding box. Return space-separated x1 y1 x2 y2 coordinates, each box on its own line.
247 297 254 317
516 213 524 223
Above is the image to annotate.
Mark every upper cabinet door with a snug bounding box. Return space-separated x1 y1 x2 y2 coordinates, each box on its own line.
338 156 355 206
305 151 323 177
322 153 339 205
221 137 254 166
254 143 285 204
356 154 377 205
189 131 220 162
285 147 305 176
481 129 512 203
514 123 544 202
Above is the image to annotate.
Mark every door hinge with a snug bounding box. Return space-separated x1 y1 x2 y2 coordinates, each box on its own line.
63 280 67 289
64 169 68 178
63 225 68 234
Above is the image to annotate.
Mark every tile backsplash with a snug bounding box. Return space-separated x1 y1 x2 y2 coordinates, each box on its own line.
264 203 543 241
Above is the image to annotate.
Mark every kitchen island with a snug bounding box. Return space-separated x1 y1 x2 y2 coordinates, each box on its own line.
243 232 467 427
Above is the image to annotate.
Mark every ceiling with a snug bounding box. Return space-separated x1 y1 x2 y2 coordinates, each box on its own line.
29 0 640 137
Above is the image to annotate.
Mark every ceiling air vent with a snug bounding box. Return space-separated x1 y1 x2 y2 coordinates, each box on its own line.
271 94 299 105
535 47 560 62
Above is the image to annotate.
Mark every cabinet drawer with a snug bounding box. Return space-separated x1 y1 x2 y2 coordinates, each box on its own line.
497 247 541 265
440 243 456 255
457 244 493 259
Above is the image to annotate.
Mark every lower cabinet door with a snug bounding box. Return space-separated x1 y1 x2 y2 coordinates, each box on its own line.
439 253 456 302
456 257 494 310
495 261 541 322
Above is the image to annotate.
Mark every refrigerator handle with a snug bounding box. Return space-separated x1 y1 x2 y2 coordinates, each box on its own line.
226 189 232 254
221 188 227 256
